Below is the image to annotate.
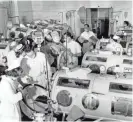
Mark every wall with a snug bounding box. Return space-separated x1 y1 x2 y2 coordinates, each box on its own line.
0 2 8 36
17 0 33 24
31 1 132 23
0 1 132 36
31 1 92 23
31 1 132 36
8 1 131 27
111 1 132 25
0 0 33 36
31 1 65 22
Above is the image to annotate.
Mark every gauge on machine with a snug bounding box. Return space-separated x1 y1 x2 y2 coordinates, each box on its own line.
100 65 106 73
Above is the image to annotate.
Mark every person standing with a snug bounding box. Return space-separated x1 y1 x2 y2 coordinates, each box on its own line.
63 32 81 57
0 61 27 122
79 24 98 54
3 41 18 67
62 32 81 68
20 36 52 89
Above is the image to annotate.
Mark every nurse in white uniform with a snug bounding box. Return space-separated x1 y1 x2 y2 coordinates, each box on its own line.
79 24 97 54
63 32 81 57
0 60 27 122
20 37 52 89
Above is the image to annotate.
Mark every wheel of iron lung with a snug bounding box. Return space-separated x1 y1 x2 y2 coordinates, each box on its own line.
20 84 48 119
82 93 99 110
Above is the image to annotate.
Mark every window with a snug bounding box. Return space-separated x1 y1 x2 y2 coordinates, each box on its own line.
57 77 90 89
0 44 7 49
86 56 107 62
123 59 132 65
109 82 132 94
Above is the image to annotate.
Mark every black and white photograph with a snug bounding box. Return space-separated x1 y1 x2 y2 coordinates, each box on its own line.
0 0 132 121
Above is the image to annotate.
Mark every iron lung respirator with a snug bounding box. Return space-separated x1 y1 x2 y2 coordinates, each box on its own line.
51 67 132 121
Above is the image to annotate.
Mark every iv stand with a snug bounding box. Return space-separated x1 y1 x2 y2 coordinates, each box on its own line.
65 26 70 67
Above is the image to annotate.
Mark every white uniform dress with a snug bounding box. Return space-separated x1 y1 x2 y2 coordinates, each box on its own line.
63 40 81 68
21 52 52 98
0 75 22 122
21 51 52 87
79 31 96 54
63 39 81 55
80 31 95 42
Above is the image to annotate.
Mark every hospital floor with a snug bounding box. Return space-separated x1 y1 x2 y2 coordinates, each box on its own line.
22 113 96 121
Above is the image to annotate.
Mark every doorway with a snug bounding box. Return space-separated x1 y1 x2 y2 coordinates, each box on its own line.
86 8 112 39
